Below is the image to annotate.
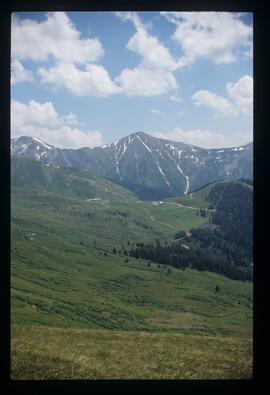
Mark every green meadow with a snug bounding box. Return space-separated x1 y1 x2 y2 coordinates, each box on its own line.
11 182 253 379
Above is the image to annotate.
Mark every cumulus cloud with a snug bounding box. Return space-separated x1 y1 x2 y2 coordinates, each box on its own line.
11 12 178 97
226 75 253 113
38 60 177 98
115 12 178 96
192 75 253 117
115 11 144 30
152 127 252 149
161 12 252 67
11 12 103 64
192 90 236 116
11 11 252 102
116 66 177 96
11 59 33 84
62 112 79 125
116 12 177 71
125 23 177 71
38 61 119 97
11 99 103 148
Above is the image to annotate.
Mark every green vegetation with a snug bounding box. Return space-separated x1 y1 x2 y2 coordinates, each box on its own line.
165 179 251 209
11 185 252 335
130 181 253 281
11 156 138 203
11 165 253 379
207 181 253 264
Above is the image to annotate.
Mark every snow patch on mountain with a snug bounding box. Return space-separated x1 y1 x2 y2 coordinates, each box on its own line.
11 133 253 199
33 137 53 150
176 164 189 194
175 149 189 194
135 134 152 153
156 160 170 187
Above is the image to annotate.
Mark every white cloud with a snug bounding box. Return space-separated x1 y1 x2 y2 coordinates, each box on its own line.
192 75 253 117
34 12 178 97
169 95 182 103
126 26 177 71
11 59 33 84
161 12 252 66
152 127 252 149
11 11 253 104
115 12 144 30
12 12 104 64
116 66 177 96
38 62 119 97
12 100 62 127
192 90 236 116
226 75 253 113
39 61 176 98
116 11 177 71
62 112 79 125
151 108 164 116
11 99 103 148
114 12 178 96
244 46 253 59
12 12 178 98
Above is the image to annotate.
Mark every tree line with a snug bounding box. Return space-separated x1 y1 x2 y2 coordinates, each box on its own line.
129 181 253 282
128 240 252 281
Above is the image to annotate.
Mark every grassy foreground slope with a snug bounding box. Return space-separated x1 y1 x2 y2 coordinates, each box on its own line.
11 326 252 379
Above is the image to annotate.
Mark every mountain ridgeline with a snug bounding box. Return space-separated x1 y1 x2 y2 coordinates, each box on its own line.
11 132 253 200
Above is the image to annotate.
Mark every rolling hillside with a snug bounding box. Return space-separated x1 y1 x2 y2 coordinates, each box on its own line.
11 160 253 379
11 156 138 203
11 187 252 333
11 163 252 333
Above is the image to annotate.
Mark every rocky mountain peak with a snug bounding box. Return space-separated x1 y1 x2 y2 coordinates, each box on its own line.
11 132 253 199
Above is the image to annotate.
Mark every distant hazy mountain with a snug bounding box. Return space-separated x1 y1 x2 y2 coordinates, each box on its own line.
11 132 253 199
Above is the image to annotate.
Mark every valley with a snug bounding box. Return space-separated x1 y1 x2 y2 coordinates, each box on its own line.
9 9 254 380
11 186 252 334
11 138 253 379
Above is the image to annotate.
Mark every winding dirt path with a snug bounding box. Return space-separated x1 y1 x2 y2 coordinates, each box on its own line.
142 208 177 230
162 201 216 212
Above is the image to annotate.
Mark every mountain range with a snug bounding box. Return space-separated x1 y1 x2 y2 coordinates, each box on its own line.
11 132 253 199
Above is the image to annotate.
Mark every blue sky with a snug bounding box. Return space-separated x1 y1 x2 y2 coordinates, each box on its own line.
11 11 253 149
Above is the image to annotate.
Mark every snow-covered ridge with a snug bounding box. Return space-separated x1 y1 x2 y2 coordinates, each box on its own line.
135 133 152 153
231 146 245 152
33 137 53 150
12 133 252 153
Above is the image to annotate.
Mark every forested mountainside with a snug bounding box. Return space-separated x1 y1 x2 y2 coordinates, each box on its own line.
129 180 253 281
